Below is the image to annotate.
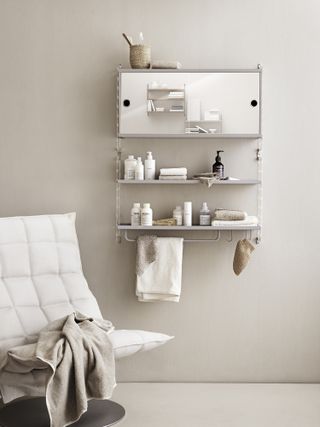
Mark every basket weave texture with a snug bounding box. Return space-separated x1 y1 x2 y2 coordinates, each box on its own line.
130 45 151 69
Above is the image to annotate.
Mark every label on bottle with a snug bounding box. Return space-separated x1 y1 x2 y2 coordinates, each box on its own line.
141 212 152 226
184 212 192 226
145 167 155 180
173 213 182 226
131 212 140 226
200 214 211 226
213 165 224 179
126 169 135 180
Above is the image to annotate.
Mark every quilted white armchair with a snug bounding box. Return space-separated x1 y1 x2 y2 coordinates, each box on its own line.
0 213 172 426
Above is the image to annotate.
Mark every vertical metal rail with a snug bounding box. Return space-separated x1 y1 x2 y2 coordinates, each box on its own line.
256 64 263 244
116 70 122 242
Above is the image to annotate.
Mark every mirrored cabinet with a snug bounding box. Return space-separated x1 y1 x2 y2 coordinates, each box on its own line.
118 69 261 138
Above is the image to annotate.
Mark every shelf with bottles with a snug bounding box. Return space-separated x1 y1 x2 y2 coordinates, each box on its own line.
117 224 261 231
117 179 260 185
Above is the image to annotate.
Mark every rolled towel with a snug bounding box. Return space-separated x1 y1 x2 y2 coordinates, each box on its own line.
151 60 182 69
214 209 247 221
160 168 187 176
159 175 187 181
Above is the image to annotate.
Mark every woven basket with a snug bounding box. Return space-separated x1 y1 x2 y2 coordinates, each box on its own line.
130 45 151 69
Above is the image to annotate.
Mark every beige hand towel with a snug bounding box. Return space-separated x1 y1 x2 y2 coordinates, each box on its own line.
233 239 255 275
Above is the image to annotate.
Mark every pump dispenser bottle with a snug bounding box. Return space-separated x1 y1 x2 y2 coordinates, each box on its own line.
144 151 156 180
212 150 224 179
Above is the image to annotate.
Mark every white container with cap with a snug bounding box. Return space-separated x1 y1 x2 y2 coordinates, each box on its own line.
135 157 144 180
173 206 183 226
131 203 141 226
141 203 153 226
124 155 137 180
144 151 156 180
199 202 211 226
183 201 192 226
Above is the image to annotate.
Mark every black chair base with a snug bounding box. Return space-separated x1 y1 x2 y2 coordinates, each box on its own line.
0 397 125 427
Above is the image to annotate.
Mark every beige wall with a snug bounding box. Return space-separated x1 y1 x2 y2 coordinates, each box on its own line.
1 0 320 382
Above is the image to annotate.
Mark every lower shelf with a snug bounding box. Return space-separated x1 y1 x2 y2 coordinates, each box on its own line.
117 179 260 185
117 224 260 231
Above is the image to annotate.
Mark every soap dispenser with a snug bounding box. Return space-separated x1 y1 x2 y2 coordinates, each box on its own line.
212 150 224 179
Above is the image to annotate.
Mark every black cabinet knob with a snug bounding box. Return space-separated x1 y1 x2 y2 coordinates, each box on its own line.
123 99 130 107
251 99 258 107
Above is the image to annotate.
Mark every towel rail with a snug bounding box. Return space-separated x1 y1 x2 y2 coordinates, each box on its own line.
123 229 254 243
124 230 221 243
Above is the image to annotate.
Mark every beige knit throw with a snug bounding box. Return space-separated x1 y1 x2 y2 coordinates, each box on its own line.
233 239 255 275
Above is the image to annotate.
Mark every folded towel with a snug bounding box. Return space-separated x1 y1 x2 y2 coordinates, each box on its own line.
211 216 258 226
151 60 182 69
153 218 177 226
213 209 247 221
136 235 158 276
160 168 187 176
136 237 184 302
159 175 187 180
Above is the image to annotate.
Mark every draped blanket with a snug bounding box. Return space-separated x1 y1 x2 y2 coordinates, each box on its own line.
0 312 116 427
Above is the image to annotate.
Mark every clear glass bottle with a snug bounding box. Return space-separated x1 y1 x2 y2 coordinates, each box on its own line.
199 202 211 225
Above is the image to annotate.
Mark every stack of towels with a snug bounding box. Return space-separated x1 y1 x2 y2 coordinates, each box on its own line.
211 209 258 226
159 167 187 181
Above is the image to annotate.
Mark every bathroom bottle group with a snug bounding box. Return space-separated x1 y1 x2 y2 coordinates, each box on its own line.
131 203 153 226
124 152 156 181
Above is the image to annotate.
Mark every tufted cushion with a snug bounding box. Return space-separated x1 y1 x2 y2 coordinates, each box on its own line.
0 213 102 353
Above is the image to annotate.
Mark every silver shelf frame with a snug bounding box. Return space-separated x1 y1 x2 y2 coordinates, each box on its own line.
116 65 263 244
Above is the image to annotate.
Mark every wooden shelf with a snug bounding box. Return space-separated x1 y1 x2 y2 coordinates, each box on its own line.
117 224 260 231
117 179 260 185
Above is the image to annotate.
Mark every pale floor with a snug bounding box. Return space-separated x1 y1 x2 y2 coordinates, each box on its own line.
113 383 320 427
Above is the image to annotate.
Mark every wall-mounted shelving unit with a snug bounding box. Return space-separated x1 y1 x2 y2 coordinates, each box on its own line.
116 66 263 243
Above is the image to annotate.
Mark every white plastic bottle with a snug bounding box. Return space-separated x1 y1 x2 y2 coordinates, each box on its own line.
141 203 153 226
131 203 141 226
173 206 183 226
144 151 156 180
199 202 211 225
135 157 144 180
184 201 192 226
124 155 137 180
